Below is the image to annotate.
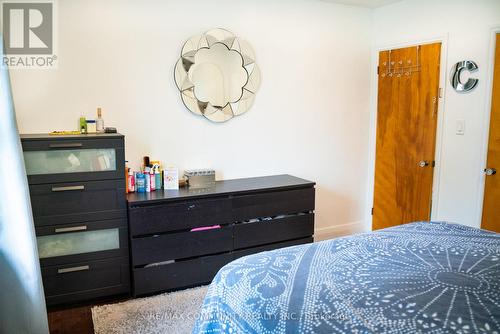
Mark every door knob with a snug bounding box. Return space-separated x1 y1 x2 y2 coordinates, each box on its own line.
484 168 497 176
418 160 430 168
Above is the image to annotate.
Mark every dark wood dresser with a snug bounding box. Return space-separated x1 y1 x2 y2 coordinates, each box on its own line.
21 134 130 306
127 174 315 296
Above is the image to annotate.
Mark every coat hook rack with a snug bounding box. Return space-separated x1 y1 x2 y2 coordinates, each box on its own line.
381 45 421 78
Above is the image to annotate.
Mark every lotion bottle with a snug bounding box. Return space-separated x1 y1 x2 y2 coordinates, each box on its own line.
154 166 161 190
96 107 105 133
150 168 156 191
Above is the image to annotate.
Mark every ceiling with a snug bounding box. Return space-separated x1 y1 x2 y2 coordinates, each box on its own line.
322 0 403 8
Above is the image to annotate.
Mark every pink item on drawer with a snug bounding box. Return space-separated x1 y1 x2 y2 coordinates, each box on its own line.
190 225 221 232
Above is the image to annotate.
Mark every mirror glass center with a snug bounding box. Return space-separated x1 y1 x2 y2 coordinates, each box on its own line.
188 43 248 107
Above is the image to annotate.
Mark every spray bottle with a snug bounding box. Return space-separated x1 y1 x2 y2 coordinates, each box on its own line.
153 164 162 191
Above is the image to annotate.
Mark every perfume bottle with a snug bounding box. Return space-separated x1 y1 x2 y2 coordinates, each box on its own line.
96 107 105 133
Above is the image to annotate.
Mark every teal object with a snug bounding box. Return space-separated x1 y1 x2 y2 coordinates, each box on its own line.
155 173 161 190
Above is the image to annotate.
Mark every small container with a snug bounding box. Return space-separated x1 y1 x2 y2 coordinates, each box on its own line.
155 170 161 190
184 169 215 189
86 120 97 133
150 169 156 191
127 170 135 193
79 116 87 134
143 156 150 169
125 162 131 193
144 170 151 193
151 163 162 191
136 173 146 193
96 107 105 133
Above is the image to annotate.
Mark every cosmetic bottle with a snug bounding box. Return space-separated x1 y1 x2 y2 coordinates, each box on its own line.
136 173 146 193
79 116 87 134
96 108 105 133
125 163 129 194
150 168 156 191
155 167 161 190
144 168 151 193
128 169 135 193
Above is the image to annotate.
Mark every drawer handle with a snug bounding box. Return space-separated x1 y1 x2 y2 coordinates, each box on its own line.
49 143 83 149
55 225 87 233
57 265 90 274
51 185 85 192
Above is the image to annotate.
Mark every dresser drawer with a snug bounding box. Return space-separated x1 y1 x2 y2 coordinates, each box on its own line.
128 197 232 236
233 237 313 260
234 213 314 249
41 257 130 306
133 253 232 296
22 137 124 184
131 226 232 266
232 188 315 221
36 219 128 267
30 179 126 226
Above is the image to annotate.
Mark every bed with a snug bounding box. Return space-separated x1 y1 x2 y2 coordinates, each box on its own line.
193 222 500 333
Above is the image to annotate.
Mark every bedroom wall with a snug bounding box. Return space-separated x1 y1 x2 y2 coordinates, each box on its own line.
369 0 500 228
11 0 373 239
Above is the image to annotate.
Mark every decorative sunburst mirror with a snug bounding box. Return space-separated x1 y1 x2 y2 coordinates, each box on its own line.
174 28 261 122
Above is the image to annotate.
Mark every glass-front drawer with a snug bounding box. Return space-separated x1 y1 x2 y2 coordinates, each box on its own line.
36 219 128 266
21 136 125 184
24 148 116 175
37 228 119 259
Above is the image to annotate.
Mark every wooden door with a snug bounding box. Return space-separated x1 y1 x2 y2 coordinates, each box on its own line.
373 43 441 230
481 34 500 233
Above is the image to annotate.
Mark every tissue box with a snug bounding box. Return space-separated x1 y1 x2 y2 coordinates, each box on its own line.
184 169 215 189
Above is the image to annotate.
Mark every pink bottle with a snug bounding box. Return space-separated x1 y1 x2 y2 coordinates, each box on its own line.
150 169 156 191
127 170 135 193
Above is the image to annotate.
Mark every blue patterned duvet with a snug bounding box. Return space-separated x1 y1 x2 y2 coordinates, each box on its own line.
193 222 500 333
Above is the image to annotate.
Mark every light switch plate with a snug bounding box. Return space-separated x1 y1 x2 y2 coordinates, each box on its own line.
456 119 465 135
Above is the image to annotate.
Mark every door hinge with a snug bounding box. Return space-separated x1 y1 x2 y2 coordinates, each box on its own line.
371 207 374 215
377 66 379 75
432 96 438 117
439 87 443 98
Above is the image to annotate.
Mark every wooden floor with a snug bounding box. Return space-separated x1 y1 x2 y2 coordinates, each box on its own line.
47 296 128 334
48 306 95 334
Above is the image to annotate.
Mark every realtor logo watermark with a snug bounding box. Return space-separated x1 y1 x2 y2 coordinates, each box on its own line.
1 0 57 69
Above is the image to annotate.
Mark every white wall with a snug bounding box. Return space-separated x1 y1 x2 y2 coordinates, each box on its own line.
11 0 373 239
369 0 500 228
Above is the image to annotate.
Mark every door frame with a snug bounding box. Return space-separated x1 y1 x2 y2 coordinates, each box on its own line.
477 26 500 226
365 35 449 229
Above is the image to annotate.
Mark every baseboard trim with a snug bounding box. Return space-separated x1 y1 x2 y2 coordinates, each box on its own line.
314 220 369 241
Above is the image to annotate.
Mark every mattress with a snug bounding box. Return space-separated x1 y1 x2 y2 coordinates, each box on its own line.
193 222 500 333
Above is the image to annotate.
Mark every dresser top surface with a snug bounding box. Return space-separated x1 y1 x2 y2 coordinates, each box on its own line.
20 133 124 141
127 174 315 205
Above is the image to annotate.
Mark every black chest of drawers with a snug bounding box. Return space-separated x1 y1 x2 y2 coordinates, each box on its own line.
127 174 315 296
21 134 130 306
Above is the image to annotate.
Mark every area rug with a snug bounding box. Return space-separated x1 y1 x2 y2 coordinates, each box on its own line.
92 286 208 334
